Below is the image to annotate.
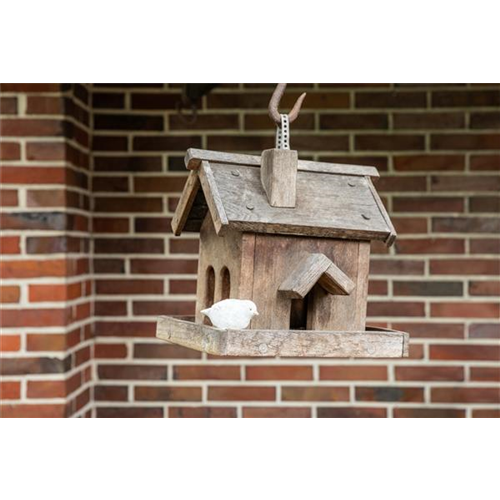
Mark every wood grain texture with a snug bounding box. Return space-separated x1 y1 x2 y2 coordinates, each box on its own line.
195 215 243 322
249 235 366 332
156 316 409 358
366 175 397 246
208 163 392 242
278 253 354 298
171 171 200 236
184 148 380 178
198 161 229 234
260 148 298 207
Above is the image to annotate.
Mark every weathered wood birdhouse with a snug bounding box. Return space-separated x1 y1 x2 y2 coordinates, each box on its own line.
157 84 409 358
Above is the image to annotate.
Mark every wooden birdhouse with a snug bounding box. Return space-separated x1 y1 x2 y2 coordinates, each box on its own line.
157 85 409 358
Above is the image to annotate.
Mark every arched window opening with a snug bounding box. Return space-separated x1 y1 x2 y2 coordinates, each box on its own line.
221 267 231 300
204 266 215 325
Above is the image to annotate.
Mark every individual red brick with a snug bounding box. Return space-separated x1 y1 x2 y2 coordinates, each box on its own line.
173 365 240 380
470 112 500 129
393 196 464 213
94 300 127 316
0 334 21 352
93 135 128 151
92 92 125 109
130 258 198 275
29 282 82 302
469 281 500 296
26 333 67 351
94 238 164 254
431 302 499 319
432 90 500 107
246 365 313 381
393 281 463 297
320 113 388 130
94 343 128 359
26 142 65 161
171 113 239 130
432 217 500 233
168 406 237 432
394 408 466 432
0 189 18 207
94 155 162 172
0 142 21 160
432 387 500 404
131 93 179 109
356 134 425 151
391 217 428 234
26 96 64 114
396 238 464 255
470 367 500 382
94 197 163 213
1 308 70 328
0 381 21 400
132 301 195 316
430 344 499 361
470 239 500 254
96 407 163 418
95 321 156 338
134 385 201 401
393 322 464 339
133 342 201 359
0 96 18 114
377 176 427 193
470 154 500 171
0 166 66 185
98 364 167 380
318 407 387 432
431 133 500 151
281 386 349 402
393 112 465 129
356 386 424 402
92 176 129 192
94 113 163 131
169 239 200 254
469 197 500 213
320 365 387 381
170 279 197 294
431 175 500 192
368 280 388 295
395 366 464 381
243 408 311 432
469 323 500 339
368 301 425 317
430 259 500 276
94 385 128 401
1 118 64 136
96 279 163 295
370 259 425 275
134 217 173 233
208 386 276 401
0 404 67 418
93 217 129 233
94 258 125 274
134 135 202 152
27 380 66 398
318 155 388 171
355 91 426 108
0 285 20 304
1 83 62 92
26 189 66 208
472 410 500 432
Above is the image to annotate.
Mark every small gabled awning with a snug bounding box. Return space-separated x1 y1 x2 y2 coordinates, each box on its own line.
278 253 355 299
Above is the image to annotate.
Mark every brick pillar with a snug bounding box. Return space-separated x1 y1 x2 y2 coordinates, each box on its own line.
0 84 93 417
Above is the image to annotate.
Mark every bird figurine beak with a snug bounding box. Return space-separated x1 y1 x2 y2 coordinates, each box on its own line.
255 311 259 316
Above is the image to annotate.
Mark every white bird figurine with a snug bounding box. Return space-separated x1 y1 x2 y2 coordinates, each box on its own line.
201 299 259 330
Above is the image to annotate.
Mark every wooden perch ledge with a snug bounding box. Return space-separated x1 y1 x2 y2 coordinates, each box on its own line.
156 316 409 358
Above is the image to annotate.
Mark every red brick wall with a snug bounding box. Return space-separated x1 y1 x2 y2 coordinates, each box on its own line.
1 84 93 417
1 83 499 418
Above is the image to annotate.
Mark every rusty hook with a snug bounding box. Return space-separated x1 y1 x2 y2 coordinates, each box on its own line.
268 83 307 126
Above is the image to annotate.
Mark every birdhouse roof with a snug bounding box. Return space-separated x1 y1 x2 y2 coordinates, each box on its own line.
172 149 396 246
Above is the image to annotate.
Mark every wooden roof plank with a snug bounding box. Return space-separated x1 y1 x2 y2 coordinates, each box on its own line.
171 170 201 236
198 161 229 234
185 148 380 178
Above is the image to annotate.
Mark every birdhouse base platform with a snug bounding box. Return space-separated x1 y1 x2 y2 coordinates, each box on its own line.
156 316 409 358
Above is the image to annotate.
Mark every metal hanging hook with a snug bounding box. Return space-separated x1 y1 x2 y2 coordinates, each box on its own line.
268 83 307 125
